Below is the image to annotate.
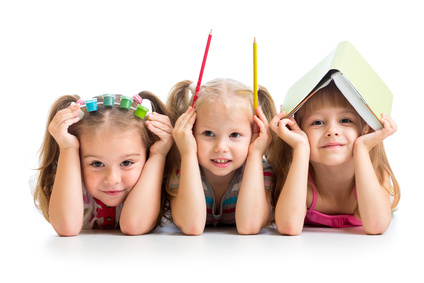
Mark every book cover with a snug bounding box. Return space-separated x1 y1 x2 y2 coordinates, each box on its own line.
281 41 393 130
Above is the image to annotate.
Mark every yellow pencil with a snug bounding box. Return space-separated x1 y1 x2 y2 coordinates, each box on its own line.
253 37 258 110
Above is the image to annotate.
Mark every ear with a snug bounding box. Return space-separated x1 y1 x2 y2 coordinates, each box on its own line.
362 124 371 135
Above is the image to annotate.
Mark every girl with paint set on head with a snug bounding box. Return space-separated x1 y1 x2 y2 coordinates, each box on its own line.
270 42 400 235
34 92 174 236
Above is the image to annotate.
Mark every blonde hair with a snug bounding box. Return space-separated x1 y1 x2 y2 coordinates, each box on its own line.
270 81 400 215
165 78 277 198
34 92 169 227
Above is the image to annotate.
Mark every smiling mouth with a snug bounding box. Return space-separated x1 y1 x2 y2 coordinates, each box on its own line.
211 159 232 168
103 190 123 196
212 159 231 164
322 143 344 149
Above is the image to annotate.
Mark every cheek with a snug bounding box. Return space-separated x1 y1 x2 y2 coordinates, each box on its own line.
124 162 146 188
81 169 100 194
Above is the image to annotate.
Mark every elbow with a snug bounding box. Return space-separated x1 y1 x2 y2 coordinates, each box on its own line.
275 219 303 236
362 214 391 235
53 223 82 237
236 219 265 235
120 220 155 236
363 220 390 235
237 226 262 235
173 218 204 236
179 224 204 236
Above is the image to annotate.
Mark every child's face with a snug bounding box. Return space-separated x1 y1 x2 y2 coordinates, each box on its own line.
300 107 366 167
79 128 147 207
194 104 252 179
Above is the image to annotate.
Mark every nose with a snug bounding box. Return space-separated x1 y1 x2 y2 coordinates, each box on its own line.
326 122 340 137
214 137 229 153
104 167 121 185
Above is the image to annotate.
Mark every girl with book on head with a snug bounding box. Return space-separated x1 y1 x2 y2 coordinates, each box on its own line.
269 81 400 235
165 78 276 235
34 93 174 236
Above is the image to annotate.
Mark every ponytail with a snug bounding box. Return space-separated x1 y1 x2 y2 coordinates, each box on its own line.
166 80 193 125
257 85 277 124
34 95 80 222
138 90 168 116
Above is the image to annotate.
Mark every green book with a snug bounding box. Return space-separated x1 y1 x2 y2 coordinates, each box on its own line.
281 41 393 130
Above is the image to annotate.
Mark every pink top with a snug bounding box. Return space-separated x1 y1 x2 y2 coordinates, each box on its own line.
304 175 362 228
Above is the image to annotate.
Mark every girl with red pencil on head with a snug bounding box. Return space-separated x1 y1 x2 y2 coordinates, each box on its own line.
165 78 277 235
269 81 400 235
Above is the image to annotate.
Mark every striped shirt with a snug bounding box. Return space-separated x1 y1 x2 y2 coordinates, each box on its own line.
170 160 274 226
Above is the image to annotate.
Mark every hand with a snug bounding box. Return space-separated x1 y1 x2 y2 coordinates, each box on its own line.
249 106 271 156
270 111 309 150
172 107 197 156
146 112 174 156
355 114 397 152
48 103 81 150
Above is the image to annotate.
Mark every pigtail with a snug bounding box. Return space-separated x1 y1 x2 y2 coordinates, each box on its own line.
137 91 168 116
166 80 193 126
34 95 80 222
258 86 293 209
137 90 174 227
257 85 277 123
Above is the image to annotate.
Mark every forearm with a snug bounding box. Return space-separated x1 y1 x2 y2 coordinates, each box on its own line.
354 147 391 235
49 148 83 236
236 153 270 235
171 153 206 235
120 153 166 235
274 148 309 235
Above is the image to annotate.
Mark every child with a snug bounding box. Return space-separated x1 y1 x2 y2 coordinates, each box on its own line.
270 81 400 235
34 92 173 236
165 78 276 235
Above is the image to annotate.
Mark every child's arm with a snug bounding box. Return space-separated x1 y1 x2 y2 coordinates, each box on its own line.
170 107 206 235
270 112 310 236
120 113 174 235
236 107 272 234
354 114 397 235
48 103 84 236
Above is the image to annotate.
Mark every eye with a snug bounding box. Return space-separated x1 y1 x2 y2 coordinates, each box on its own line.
120 160 134 167
311 120 324 126
340 118 352 124
91 161 104 168
229 132 241 138
203 131 214 137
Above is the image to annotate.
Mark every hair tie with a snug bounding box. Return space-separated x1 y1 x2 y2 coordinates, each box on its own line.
189 82 197 95
133 94 143 105
76 99 85 106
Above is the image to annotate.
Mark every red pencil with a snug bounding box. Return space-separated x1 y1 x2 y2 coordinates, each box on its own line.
192 30 212 107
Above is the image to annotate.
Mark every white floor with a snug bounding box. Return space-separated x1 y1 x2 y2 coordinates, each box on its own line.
2 201 421 283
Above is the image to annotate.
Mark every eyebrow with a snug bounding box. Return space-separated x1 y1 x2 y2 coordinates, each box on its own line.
81 153 142 159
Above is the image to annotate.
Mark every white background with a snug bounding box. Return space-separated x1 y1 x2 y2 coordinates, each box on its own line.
1 0 423 282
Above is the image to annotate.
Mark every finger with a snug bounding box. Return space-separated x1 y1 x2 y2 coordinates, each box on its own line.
49 105 81 131
147 112 171 125
255 106 269 126
174 107 195 129
253 114 268 136
270 111 286 131
146 118 173 134
286 116 301 131
381 114 397 132
147 123 173 142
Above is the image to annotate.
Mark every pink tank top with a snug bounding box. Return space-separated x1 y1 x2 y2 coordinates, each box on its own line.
304 175 362 228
